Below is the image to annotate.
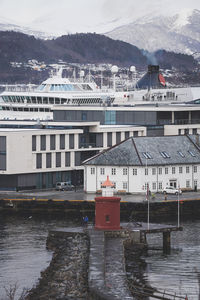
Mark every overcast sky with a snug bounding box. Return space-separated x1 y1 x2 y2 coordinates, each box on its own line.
1 0 200 33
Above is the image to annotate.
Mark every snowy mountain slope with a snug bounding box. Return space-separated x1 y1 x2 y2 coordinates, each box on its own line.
105 9 200 54
0 8 200 55
0 16 54 39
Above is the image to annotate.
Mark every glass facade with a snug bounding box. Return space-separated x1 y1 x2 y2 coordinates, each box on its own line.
105 111 116 125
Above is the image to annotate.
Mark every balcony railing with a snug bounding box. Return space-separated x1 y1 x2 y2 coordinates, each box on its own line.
79 143 97 149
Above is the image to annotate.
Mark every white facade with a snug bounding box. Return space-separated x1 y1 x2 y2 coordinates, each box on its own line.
84 164 200 194
164 124 200 136
0 122 146 176
0 128 82 175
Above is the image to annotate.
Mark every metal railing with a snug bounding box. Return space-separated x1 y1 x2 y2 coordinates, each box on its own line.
79 142 97 148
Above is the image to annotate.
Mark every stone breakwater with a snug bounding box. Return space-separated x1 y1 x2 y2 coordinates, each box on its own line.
25 228 142 300
25 223 182 299
26 229 89 300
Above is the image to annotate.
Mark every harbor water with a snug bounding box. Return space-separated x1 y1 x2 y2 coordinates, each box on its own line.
0 215 199 299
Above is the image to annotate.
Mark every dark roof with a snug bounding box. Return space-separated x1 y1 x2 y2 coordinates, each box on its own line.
83 135 200 166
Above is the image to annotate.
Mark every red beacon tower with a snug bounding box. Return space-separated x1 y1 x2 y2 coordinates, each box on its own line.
95 176 121 230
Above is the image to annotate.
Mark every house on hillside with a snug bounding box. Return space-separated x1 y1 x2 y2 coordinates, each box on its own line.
83 135 200 194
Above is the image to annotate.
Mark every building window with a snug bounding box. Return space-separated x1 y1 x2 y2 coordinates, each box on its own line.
60 134 65 149
105 111 116 125
123 168 128 175
186 180 190 188
158 168 162 175
100 168 105 175
125 132 129 139
194 166 197 173
172 167 176 174
165 167 168 174
186 166 190 173
158 182 163 190
111 168 116 175
123 182 128 189
185 129 189 134
145 168 148 176
116 132 121 144
152 168 156 175
81 112 87 121
36 153 42 169
144 182 149 190
188 150 196 157
179 166 183 173
178 151 184 158
56 152 61 167
50 135 56 150
91 167 95 175
107 132 112 147
160 151 170 158
152 182 156 190
105 215 110 223
65 152 70 167
32 135 36 151
69 134 74 149
194 180 198 188
193 128 197 134
46 153 51 168
133 168 137 175
142 152 152 159
40 135 46 151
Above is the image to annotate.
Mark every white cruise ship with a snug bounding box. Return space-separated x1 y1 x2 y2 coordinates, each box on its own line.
0 69 117 120
1 65 200 121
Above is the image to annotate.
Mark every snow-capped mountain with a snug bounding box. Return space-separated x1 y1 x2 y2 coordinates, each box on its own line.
0 16 54 39
1 8 200 56
105 9 200 55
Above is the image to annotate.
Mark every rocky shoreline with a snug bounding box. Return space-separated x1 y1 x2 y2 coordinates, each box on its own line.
26 230 89 300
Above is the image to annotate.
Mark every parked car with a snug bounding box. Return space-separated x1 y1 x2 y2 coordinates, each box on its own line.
163 186 182 195
56 182 74 191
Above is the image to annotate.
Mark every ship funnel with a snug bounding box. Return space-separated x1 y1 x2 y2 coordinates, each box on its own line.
136 65 166 90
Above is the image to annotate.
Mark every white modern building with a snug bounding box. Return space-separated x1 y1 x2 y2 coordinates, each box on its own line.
83 135 200 194
0 120 146 190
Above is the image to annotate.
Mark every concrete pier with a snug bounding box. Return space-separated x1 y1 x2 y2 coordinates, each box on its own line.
88 228 134 299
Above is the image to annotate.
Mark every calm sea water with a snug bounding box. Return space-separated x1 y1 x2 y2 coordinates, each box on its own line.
145 220 200 299
0 215 199 299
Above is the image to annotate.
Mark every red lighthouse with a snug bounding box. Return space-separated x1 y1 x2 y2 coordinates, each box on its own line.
95 176 121 230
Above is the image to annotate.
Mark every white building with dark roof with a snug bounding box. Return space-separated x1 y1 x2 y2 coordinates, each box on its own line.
83 135 200 194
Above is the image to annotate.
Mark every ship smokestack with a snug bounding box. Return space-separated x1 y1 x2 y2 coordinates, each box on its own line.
136 65 166 89
148 65 160 73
